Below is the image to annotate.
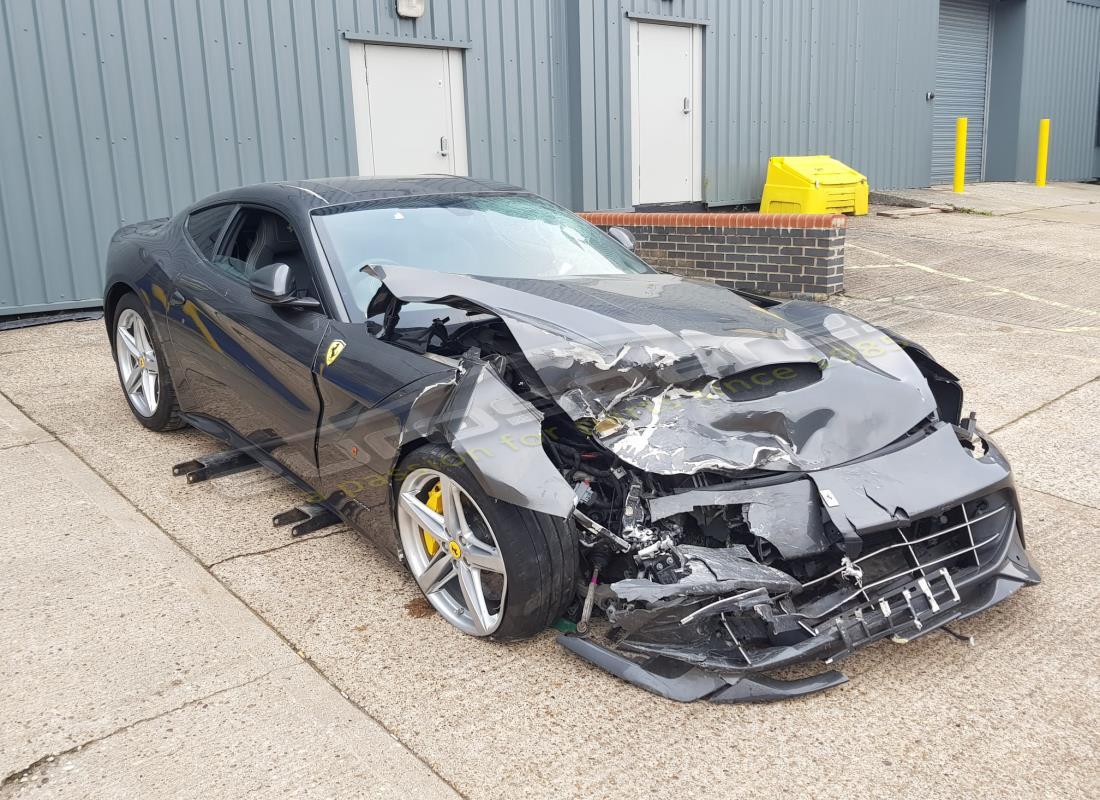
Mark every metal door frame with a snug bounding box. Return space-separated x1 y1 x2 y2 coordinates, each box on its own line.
629 20 704 205
347 42 469 177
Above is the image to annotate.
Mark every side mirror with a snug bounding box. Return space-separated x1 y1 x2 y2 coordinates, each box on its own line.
607 226 636 252
250 263 321 309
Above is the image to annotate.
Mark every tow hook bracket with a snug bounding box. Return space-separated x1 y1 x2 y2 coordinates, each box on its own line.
273 503 340 538
172 449 260 483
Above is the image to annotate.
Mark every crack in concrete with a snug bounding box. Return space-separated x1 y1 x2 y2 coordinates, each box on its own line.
0 440 52 452
0 666 291 788
207 528 352 569
989 374 1100 434
1018 485 1100 514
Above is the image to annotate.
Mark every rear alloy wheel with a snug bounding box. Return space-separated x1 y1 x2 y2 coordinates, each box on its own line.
398 467 508 636
115 307 160 418
112 293 184 431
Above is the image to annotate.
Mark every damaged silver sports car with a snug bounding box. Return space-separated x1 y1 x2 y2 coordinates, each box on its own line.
105 177 1039 703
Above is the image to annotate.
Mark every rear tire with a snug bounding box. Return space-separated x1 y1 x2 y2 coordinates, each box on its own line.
112 293 185 432
395 443 578 641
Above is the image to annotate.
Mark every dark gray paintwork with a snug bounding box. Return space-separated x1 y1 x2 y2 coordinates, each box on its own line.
409 358 577 517
557 633 851 703
810 423 1013 538
363 265 938 478
102 177 518 538
556 635 731 703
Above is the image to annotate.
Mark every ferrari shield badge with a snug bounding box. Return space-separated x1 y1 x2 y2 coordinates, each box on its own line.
325 339 346 366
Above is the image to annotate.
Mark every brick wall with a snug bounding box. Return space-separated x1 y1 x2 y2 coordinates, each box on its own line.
580 212 846 299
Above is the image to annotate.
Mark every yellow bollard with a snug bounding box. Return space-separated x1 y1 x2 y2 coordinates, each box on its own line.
953 117 967 193
1035 118 1050 187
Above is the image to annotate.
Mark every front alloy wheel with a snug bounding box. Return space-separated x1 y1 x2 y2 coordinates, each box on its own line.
397 468 508 636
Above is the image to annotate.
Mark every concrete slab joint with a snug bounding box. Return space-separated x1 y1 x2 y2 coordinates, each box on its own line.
581 211 847 299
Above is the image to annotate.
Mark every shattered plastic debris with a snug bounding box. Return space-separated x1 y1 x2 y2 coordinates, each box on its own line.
608 544 801 603
648 479 831 558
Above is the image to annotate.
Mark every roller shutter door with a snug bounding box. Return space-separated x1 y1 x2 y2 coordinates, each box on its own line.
932 0 993 184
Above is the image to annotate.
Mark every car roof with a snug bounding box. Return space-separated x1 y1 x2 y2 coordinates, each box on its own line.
193 175 525 216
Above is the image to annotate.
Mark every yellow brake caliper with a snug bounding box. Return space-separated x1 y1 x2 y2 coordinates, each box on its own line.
422 481 443 557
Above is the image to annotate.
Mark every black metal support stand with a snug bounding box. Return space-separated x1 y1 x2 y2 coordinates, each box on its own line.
272 503 341 538
172 449 261 483
173 445 341 539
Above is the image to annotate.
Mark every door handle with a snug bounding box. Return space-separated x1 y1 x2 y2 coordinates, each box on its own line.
683 97 691 115
176 273 217 294
440 136 449 156
169 289 185 306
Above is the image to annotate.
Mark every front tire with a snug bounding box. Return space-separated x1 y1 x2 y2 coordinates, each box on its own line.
112 293 184 431
395 443 578 641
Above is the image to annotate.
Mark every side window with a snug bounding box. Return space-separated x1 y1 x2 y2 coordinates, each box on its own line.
213 208 320 300
211 209 262 278
185 205 234 260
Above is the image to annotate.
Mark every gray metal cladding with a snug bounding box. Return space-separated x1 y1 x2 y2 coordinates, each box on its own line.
932 0 993 184
2 0 1098 314
1014 0 1100 181
0 0 571 313
0 0 358 313
573 0 938 209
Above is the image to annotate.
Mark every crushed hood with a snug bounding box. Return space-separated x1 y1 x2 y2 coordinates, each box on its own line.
368 267 937 474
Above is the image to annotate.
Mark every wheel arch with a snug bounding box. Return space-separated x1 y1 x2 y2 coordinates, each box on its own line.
102 280 138 340
388 434 447 512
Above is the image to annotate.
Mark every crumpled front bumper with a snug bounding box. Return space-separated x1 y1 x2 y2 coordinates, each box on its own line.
558 521 1040 704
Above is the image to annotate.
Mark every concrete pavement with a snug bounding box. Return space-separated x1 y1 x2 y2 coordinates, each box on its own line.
0 393 458 798
870 179 1100 219
2 188 1099 798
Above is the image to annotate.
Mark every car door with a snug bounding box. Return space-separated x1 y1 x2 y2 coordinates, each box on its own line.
157 202 237 410
312 308 453 554
165 205 330 483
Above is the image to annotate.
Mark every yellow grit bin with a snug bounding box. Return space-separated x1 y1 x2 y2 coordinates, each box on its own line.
760 155 869 215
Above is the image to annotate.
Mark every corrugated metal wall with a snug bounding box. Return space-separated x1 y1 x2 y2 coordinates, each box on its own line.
2 0 1097 314
0 0 570 314
985 0 1027 180
1015 0 1100 181
0 1 344 312
571 0 939 210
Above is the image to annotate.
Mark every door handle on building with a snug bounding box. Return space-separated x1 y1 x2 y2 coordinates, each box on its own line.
683 97 691 115
440 136 449 156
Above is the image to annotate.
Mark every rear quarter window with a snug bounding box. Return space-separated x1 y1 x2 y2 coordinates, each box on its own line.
185 205 235 260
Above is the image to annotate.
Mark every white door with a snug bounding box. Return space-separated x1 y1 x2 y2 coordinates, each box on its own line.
631 22 703 205
349 44 468 176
